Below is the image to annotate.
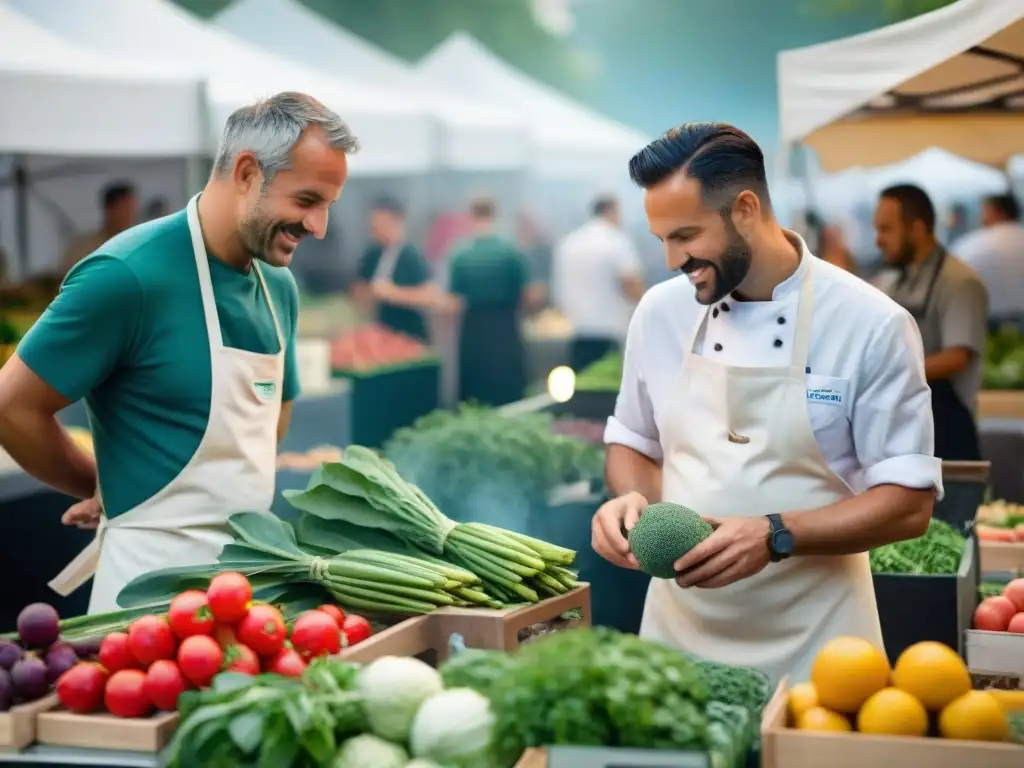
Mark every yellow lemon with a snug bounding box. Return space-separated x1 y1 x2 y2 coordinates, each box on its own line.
796 706 852 732
857 687 929 736
788 682 819 720
939 691 1010 742
893 642 970 711
811 636 890 713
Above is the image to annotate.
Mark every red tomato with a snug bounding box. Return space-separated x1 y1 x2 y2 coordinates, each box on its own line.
212 623 239 650
316 604 345 628
99 632 138 673
1004 579 1024 612
265 647 306 677
223 644 260 676
340 615 372 647
206 572 252 624
127 616 176 667
236 604 287 657
974 600 1012 631
104 669 151 718
1008 613 1024 634
290 611 341 660
56 662 107 713
177 635 224 688
986 596 1016 627
168 590 214 639
144 660 189 711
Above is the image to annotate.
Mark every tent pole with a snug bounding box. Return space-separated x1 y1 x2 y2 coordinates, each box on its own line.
13 160 29 279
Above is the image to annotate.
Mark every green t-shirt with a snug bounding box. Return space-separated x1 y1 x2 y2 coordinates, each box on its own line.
357 243 430 340
17 210 300 519
448 235 530 307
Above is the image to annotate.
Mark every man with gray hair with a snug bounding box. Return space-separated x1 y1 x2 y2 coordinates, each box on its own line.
0 92 358 613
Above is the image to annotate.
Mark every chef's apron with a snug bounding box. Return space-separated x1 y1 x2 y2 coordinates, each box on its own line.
458 304 527 407
639 267 883 685
900 250 981 461
50 195 284 614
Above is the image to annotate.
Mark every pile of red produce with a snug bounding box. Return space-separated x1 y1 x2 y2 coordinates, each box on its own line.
330 324 427 372
54 572 372 718
972 578 1024 633
0 603 100 712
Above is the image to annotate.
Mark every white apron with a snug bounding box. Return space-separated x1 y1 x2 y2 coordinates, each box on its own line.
638 267 883 684
50 195 285 614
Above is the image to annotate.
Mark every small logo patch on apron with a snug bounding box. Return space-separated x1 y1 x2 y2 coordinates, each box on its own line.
254 381 276 401
806 387 843 405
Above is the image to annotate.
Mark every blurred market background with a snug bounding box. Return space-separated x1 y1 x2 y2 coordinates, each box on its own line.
2 0 1024 628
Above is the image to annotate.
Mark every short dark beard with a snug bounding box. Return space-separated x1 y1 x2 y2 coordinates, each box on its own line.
680 216 753 305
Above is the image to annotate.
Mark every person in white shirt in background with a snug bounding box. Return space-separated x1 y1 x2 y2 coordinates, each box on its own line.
553 196 645 372
951 193 1024 323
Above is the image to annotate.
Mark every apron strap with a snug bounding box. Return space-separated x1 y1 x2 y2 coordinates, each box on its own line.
686 305 712 354
252 263 286 352
186 195 225 350
48 517 107 597
790 266 816 373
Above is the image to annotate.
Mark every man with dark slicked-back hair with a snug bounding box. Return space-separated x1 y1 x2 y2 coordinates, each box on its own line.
592 122 941 683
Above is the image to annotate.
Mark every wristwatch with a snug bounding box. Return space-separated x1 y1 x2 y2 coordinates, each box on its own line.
766 514 795 562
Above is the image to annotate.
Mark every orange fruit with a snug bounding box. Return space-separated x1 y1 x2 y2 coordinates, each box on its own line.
938 691 1010 741
892 641 970 711
796 706 852 732
857 687 928 736
811 636 890 713
788 682 818 720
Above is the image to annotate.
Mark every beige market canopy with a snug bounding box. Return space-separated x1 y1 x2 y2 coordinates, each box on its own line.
777 0 1024 172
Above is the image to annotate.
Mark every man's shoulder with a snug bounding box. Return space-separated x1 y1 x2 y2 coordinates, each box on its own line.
93 211 191 277
260 264 299 302
634 274 701 327
942 252 987 288
812 257 911 329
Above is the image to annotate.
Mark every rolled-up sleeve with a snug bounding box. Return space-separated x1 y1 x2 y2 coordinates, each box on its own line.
603 305 662 460
854 310 943 497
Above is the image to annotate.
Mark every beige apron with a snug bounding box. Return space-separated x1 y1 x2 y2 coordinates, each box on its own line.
638 267 883 684
50 195 285 614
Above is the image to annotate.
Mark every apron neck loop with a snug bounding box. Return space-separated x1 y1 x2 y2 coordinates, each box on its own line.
789 267 815 373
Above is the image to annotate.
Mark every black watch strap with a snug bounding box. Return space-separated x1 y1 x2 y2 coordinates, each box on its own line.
766 514 791 562
767 513 784 533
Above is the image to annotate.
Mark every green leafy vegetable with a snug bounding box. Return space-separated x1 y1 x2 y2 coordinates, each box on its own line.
869 518 966 575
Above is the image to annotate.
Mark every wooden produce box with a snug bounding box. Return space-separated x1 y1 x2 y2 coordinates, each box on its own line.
0 693 58 749
966 630 1024 678
760 678 1023 768
336 615 434 665
429 585 591 664
980 542 1024 573
36 709 178 752
977 390 1024 420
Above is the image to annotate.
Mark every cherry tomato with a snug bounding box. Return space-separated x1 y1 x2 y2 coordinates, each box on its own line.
341 614 372 647
236 604 287 657
127 616 176 667
222 644 260 676
104 669 151 718
98 632 138 673
177 635 223 688
265 647 306 677
212 623 239 649
290 611 341 660
168 590 214 639
316 604 345 627
206 572 252 624
143 660 189 711
56 662 107 714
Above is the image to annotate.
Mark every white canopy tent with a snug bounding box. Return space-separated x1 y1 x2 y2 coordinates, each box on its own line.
777 0 1024 172
7 0 435 177
417 32 648 181
213 0 530 172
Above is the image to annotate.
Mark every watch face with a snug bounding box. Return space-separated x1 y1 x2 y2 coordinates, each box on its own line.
773 529 795 555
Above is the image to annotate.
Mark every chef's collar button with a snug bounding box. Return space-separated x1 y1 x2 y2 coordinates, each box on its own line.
712 308 720 318
777 317 786 325
774 339 783 348
721 303 730 311
713 343 723 352
805 366 811 374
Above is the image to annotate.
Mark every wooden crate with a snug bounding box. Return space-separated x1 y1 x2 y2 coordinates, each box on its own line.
980 542 1024 573
429 585 591 663
36 708 178 752
977 390 1024 420
966 630 1024 678
760 678 1024 768
0 693 58 749
336 615 434 664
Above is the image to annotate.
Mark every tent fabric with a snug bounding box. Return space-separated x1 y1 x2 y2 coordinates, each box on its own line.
213 0 530 171
0 4 205 157
418 32 649 180
777 0 1024 171
7 0 435 176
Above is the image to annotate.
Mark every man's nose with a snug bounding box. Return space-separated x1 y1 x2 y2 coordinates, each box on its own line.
304 209 329 240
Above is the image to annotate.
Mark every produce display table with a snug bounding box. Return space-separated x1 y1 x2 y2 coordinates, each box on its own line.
978 390 1024 420
0 745 159 767
332 358 440 448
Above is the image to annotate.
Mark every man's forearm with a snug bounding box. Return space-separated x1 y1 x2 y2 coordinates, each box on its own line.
0 411 96 499
782 484 933 556
374 283 440 310
605 443 662 502
925 347 971 381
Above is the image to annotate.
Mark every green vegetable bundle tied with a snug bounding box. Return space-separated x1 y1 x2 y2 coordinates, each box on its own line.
285 446 579 607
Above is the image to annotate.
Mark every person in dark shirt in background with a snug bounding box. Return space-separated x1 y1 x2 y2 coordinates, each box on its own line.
352 197 448 341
